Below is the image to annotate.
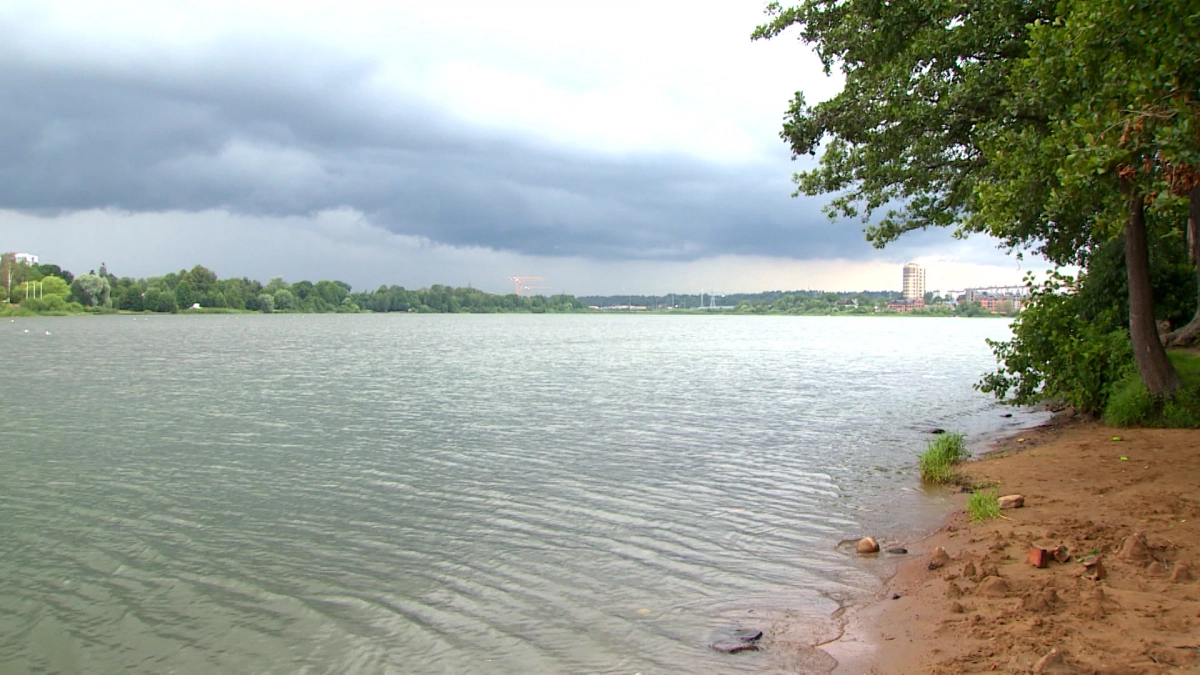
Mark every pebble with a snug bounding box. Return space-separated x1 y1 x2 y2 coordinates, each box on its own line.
710 627 763 654
927 546 950 570
998 494 1025 509
856 537 880 554
710 641 759 654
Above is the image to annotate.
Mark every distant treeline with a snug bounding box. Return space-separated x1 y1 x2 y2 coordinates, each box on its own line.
580 290 902 310
0 256 585 314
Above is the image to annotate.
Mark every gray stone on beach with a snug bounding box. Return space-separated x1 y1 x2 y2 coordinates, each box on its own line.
711 641 760 654
711 628 763 654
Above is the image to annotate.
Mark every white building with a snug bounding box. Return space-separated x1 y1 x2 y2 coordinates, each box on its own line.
13 253 38 265
902 263 926 300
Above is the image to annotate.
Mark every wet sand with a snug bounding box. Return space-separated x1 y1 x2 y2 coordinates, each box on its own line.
821 416 1200 673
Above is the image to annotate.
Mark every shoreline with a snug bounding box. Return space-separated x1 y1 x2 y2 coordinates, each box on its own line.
814 413 1200 673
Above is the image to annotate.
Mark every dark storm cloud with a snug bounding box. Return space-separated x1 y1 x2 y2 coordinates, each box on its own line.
0 29 881 262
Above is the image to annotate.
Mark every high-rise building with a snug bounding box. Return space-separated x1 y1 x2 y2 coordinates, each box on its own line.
902 263 926 300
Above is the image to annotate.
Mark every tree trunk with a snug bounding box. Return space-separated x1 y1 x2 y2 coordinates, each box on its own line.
1123 179 1181 397
1164 184 1200 346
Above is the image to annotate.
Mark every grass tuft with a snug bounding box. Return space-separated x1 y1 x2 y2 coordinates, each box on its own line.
918 432 969 483
967 489 1001 522
1103 351 1200 427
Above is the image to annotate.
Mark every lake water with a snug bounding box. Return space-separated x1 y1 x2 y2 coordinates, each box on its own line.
0 314 1042 673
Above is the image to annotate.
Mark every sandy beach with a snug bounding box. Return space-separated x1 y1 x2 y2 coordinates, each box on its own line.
819 415 1200 674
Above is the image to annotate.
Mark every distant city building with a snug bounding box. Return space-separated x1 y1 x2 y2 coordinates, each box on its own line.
950 285 1029 313
887 297 926 312
13 253 38 265
902 263 926 300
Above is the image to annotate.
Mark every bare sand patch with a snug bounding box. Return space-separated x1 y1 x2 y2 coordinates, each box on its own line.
823 418 1200 674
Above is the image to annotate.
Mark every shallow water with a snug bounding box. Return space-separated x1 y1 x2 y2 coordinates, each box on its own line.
0 314 1041 673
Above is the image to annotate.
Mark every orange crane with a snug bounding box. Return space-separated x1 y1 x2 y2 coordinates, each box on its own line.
508 276 545 297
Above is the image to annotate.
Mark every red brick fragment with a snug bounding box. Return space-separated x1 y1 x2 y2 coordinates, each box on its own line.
1028 547 1051 568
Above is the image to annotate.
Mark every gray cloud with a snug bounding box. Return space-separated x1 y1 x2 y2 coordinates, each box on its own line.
0 25 895 263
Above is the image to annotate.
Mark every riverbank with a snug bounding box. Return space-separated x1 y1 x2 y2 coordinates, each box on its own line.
823 415 1200 673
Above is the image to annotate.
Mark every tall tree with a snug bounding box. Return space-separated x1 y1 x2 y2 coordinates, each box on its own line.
758 0 1198 398
70 273 112 307
979 0 1199 396
752 0 1074 256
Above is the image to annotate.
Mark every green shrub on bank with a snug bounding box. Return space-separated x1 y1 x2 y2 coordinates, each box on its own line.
1103 351 1200 427
978 273 1133 415
967 490 1001 522
918 433 969 483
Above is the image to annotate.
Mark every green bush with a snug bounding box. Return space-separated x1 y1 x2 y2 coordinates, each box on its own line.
978 272 1133 414
20 295 70 313
1103 351 1200 427
967 490 1001 522
18 296 47 312
918 433 969 483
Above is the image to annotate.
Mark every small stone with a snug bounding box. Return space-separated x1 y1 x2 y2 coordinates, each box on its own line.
1119 532 1152 562
891 593 901 600
1171 562 1192 583
1033 648 1066 673
946 581 963 599
1053 545 1071 563
887 547 908 555
962 561 977 579
948 601 965 613
927 546 950 570
1082 557 1106 581
998 494 1025 509
711 641 759 654
856 537 880 554
1147 561 1167 577
977 576 1010 597
980 562 1000 579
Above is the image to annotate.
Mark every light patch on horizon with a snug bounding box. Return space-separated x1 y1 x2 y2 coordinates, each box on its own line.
0 209 1056 296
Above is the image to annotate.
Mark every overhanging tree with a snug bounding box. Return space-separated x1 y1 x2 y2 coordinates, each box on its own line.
978 0 1200 396
757 0 1198 399
752 0 1073 256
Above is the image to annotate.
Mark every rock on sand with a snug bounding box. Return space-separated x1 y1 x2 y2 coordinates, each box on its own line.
856 537 880 554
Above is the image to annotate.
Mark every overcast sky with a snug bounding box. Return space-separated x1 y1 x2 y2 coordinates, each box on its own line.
0 0 1048 295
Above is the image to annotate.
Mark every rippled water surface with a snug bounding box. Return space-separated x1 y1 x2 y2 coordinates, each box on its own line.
0 314 1040 673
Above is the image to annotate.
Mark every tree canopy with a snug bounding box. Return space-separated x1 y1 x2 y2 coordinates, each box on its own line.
758 0 1200 403
752 0 1062 255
